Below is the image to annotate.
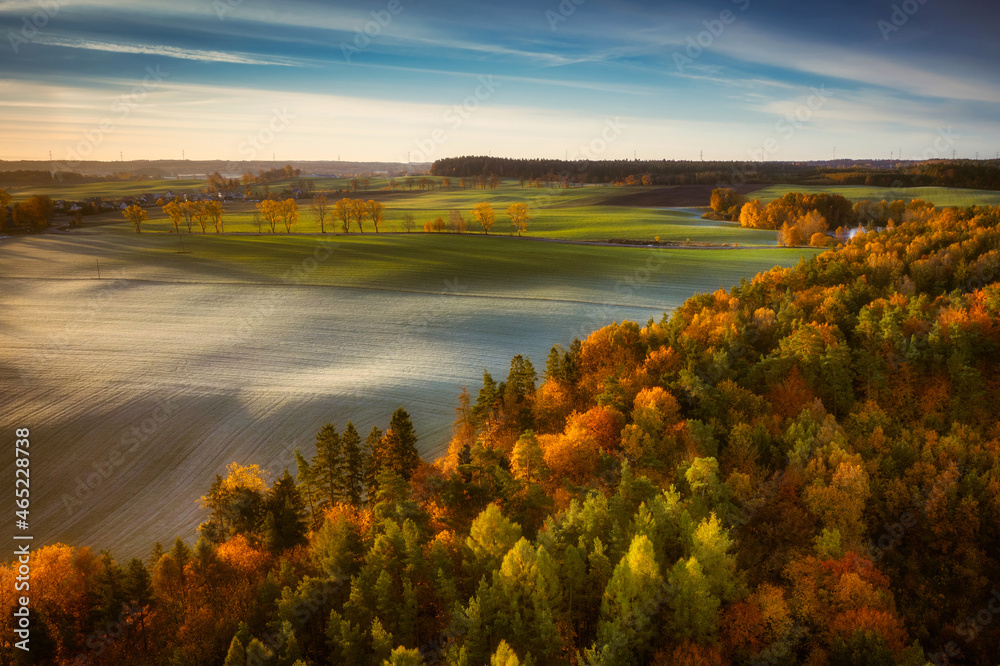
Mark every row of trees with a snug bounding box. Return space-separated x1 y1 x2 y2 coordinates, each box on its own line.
256 199 299 233
707 187 942 247
160 200 227 234
433 156 1000 189
0 190 54 232
326 197 385 233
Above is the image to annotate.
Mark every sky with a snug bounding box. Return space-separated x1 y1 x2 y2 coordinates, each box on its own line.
1 0 999 164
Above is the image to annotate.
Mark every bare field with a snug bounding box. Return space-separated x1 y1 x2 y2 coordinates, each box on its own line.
0 233 815 558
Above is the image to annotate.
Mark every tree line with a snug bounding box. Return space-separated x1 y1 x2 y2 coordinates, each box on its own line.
708 187 945 248
0 190 53 232
432 156 1000 190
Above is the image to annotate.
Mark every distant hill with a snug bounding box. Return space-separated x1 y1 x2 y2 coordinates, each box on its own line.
0 159 432 179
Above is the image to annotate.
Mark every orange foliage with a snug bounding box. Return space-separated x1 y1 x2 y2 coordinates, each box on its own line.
216 535 270 575
575 321 645 400
567 405 625 453
829 607 908 653
533 379 576 433
653 640 724 665
539 424 601 485
643 345 681 379
768 365 816 419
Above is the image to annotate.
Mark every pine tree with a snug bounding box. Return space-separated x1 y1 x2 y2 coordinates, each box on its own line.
382 408 420 480
263 470 308 552
511 431 548 485
222 635 246 666
341 421 365 507
592 534 664 664
365 425 384 500
472 370 499 426
313 424 344 507
293 450 319 526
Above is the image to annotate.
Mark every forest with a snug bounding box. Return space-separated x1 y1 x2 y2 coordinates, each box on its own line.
430 157 1000 191
4 198 1000 665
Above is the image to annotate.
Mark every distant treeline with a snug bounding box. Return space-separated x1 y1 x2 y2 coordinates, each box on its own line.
823 161 1000 190
0 170 150 188
431 156 1000 190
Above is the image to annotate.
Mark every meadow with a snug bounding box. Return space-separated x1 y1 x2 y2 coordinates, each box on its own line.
750 183 1000 207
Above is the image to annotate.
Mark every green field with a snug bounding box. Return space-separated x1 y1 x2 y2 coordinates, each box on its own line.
8 178 207 200
125 202 774 245
751 183 1000 207
61 178 779 244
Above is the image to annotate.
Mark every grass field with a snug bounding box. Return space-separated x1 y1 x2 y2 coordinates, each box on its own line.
751 184 1000 208
126 202 776 245
8 178 207 200
0 231 817 558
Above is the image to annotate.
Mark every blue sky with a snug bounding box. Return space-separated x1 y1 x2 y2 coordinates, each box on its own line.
1 0 998 164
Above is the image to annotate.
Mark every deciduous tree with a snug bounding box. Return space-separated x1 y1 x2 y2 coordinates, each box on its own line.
123 205 147 233
506 202 531 236
473 202 496 234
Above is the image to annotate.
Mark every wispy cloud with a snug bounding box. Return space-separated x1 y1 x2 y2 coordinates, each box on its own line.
35 35 306 67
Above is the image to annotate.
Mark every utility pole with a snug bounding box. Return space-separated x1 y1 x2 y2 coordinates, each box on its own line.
96 259 101 280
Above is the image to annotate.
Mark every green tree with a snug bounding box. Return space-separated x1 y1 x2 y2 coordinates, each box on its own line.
465 503 522 583
589 534 664 665
341 421 366 506
381 408 420 481
365 425 384 499
313 423 345 507
262 470 308 552
511 431 547 485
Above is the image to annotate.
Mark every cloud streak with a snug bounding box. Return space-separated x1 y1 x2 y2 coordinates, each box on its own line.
34 35 306 67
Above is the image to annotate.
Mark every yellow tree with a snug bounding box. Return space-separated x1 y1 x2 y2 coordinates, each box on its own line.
163 201 184 233
180 201 196 233
334 198 351 233
350 198 367 232
257 200 281 233
193 202 209 233
506 202 531 237
203 200 225 233
472 202 495 234
366 199 385 233
312 195 330 233
123 205 147 233
280 199 299 233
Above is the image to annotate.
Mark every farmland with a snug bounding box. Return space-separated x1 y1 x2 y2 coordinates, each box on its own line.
6 179 992 558
0 225 817 558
